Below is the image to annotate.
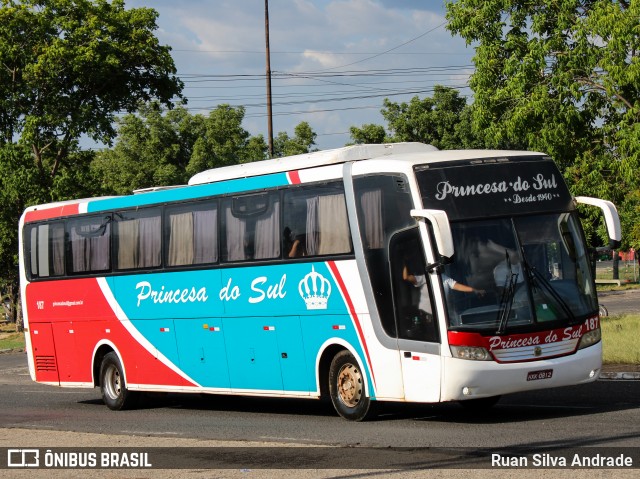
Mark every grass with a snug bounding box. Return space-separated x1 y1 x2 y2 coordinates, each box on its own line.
0 321 25 351
601 314 640 365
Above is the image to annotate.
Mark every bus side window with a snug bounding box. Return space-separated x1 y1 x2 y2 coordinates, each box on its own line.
353 175 416 339
282 183 352 259
390 228 439 343
221 192 280 262
114 209 161 270
165 201 219 266
67 216 111 274
27 222 65 278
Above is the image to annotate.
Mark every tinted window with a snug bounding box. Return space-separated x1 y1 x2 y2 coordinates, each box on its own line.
221 192 280 262
282 183 352 259
354 175 415 337
114 209 161 270
67 215 111 274
165 201 218 267
26 222 65 278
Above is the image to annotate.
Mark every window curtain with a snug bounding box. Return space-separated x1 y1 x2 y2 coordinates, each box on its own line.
194 208 218 264
360 189 383 249
70 225 88 272
88 223 109 271
318 194 350 255
117 219 139 269
139 216 161 267
168 212 194 266
225 205 246 261
51 223 65 276
254 199 280 259
305 196 319 255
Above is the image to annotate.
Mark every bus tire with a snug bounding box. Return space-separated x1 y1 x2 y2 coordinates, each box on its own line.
458 395 501 411
328 350 375 421
99 352 137 410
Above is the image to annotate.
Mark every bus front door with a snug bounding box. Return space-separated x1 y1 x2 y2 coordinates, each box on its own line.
390 227 442 403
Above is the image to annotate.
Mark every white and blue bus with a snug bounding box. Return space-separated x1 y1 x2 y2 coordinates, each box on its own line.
19 142 620 420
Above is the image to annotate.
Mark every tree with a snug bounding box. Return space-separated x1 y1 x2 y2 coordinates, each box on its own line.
273 121 317 157
349 86 486 149
0 0 183 192
187 105 267 177
92 104 268 194
446 0 640 248
0 0 183 328
349 124 388 145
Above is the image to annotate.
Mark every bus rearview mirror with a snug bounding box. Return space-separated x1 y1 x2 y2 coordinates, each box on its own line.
574 196 622 249
410 209 455 261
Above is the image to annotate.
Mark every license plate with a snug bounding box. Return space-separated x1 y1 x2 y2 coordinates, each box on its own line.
527 369 553 381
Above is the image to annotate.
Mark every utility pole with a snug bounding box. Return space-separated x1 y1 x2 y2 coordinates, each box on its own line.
264 0 274 158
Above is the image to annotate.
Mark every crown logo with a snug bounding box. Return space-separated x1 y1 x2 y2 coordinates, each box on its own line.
298 266 332 310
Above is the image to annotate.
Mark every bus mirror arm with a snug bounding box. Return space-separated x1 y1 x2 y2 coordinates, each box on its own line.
410 208 455 263
574 196 622 249
425 255 453 274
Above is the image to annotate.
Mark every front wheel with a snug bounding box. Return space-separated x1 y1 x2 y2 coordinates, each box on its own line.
100 352 138 410
328 350 375 421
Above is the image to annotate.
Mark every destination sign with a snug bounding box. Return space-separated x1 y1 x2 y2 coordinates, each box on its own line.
415 157 574 221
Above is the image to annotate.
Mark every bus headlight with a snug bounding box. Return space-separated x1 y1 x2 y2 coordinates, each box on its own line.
578 328 601 350
450 345 493 361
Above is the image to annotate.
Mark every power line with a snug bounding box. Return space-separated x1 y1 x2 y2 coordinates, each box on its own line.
304 21 448 72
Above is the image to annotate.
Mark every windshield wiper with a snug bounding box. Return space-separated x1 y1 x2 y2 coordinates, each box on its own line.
529 266 578 324
496 251 519 335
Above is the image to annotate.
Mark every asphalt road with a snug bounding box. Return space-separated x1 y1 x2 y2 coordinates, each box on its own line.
597 287 640 316
1 351 639 449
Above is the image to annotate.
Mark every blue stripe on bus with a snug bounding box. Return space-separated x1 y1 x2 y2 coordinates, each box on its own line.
86 173 290 212
110 262 370 393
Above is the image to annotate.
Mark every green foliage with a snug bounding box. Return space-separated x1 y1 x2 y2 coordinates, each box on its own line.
349 86 487 149
0 0 183 325
273 121 317 157
92 104 320 194
349 124 388 144
0 0 183 177
446 0 640 248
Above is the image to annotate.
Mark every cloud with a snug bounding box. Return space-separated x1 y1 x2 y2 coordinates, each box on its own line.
123 0 474 149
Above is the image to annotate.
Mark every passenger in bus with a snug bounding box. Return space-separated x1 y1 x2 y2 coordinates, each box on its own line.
441 275 486 296
487 240 524 289
284 227 306 258
402 266 484 296
402 265 485 319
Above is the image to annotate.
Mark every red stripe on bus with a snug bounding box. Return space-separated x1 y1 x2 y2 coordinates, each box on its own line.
326 261 377 390
287 170 301 184
25 204 80 223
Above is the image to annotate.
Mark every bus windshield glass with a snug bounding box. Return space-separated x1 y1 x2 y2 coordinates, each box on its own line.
439 214 597 332
414 157 597 334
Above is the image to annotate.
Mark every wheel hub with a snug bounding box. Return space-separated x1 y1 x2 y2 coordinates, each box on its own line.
337 363 362 407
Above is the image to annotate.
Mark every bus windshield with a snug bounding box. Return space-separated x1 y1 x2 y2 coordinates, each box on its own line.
441 213 597 333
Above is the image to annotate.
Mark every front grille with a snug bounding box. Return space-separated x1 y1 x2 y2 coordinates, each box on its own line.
492 339 579 362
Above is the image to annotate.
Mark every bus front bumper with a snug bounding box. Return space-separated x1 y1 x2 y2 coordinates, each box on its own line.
440 342 602 402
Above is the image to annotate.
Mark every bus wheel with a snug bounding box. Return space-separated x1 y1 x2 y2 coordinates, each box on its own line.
100 352 137 410
458 395 501 411
328 350 375 421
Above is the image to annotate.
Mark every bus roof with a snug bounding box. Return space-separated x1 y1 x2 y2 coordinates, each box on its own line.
187 142 438 186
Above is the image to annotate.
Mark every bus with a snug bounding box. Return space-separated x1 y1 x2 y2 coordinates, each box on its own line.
19 142 621 421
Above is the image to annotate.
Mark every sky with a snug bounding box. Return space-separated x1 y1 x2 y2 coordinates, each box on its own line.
125 0 476 150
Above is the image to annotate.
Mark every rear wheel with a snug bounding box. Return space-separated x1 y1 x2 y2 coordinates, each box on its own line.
100 352 137 410
328 350 375 421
